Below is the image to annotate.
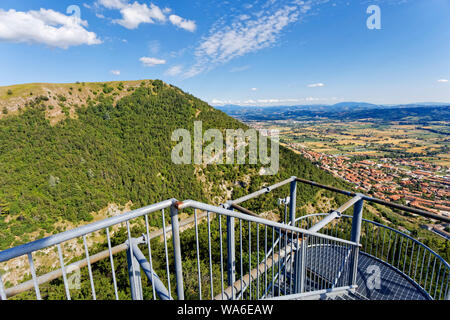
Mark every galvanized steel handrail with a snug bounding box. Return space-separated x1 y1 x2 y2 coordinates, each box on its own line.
177 200 359 247
0 199 176 263
295 178 450 223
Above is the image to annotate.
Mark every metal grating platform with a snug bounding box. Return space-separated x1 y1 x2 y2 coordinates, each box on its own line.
355 252 430 300
301 246 430 300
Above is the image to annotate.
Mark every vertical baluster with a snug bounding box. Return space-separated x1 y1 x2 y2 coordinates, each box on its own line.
264 225 268 296
57 244 71 300
433 261 442 299
106 227 119 300
414 245 421 282
194 209 202 300
256 223 260 299
83 235 96 300
27 252 41 300
161 209 172 299
428 257 437 295
0 271 6 300
207 212 213 299
408 242 415 278
144 215 156 300
423 250 432 290
248 221 252 299
240 219 243 300
271 227 275 297
219 215 224 300
289 229 294 293
403 239 409 274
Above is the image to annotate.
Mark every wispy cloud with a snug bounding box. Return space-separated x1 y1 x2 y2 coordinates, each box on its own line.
437 79 448 83
165 65 183 76
110 70 121 75
139 56 166 67
183 0 317 78
307 83 325 87
0 8 101 49
230 65 251 72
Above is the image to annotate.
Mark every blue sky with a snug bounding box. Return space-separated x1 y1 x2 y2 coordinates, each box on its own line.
0 0 449 105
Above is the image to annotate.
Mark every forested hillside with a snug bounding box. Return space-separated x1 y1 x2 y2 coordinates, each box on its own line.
0 79 346 250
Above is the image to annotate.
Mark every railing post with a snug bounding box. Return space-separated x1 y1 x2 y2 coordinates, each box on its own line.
171 202 184 300
0 272 6 300
289 177 297 226
349 195 364 285
126 241 143 300
227 214 236 299
295 235 307 294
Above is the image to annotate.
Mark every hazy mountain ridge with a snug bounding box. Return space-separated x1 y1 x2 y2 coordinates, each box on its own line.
216 102 450 122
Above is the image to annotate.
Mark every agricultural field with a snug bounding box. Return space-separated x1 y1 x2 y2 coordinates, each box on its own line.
249 120 450 167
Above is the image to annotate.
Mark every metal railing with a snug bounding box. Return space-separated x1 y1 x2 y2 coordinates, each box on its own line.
0 177 448 300
297 214 450 300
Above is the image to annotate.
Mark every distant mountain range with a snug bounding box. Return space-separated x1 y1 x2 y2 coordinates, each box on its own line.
216 102 450 122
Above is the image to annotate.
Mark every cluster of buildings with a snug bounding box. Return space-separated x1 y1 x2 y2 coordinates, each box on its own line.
287 143 450 225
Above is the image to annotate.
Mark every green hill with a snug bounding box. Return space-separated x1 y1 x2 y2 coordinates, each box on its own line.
0 79 347 250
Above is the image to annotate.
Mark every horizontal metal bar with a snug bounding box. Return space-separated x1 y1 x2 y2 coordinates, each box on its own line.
360 194 450 223
296 178 356 197
225 176 296 207
295 178 449 223
229 203 259 217
177 200 359 246
336 195 363 214
308 195 362 233
308 211 340 233
0 199 176 263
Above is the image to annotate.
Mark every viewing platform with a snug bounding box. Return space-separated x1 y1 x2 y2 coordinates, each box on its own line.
0 177 448 300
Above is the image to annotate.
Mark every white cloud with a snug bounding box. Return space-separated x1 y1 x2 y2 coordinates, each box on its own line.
165 65 183 76
169 14 196 32
139 56 166 67
97 1 196 32
210 96 332 106
437 79 449 83
110 70 121 75
97 0 128 10
251 87 258 91
307 83 325 87
114 2 166 29
184 2 313 78
0 8 102 49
